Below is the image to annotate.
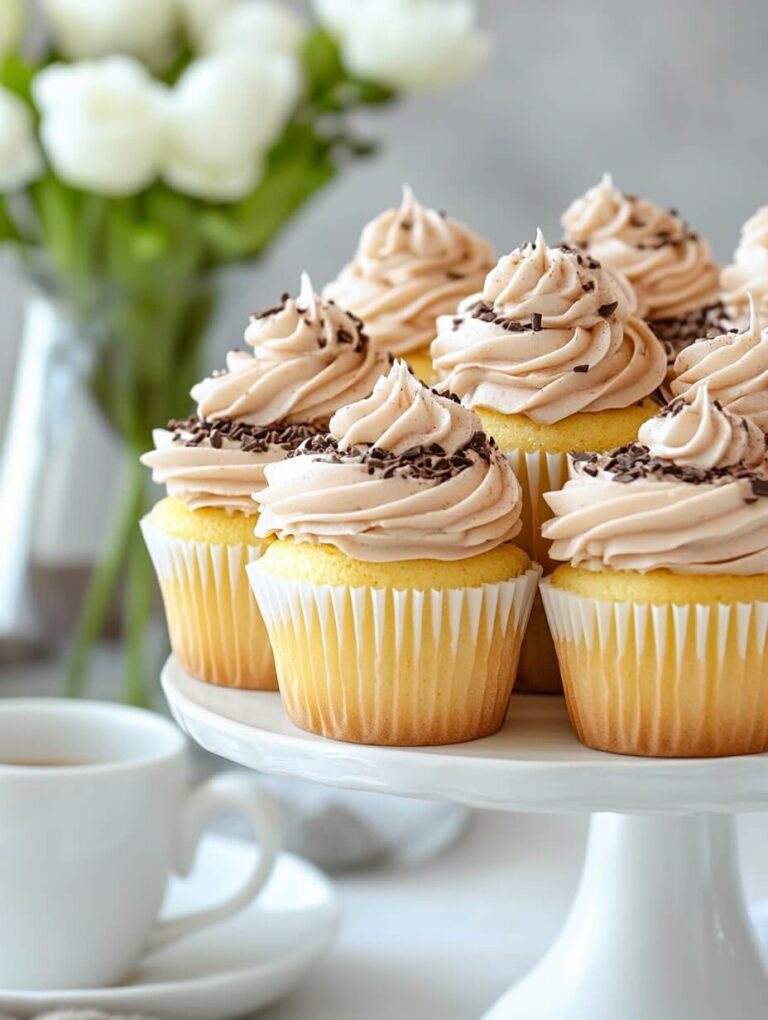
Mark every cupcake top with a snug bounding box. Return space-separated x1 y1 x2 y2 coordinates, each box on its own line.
431 230 666 424
193 273 390 425
542 388 768 575
253 359 523 561
646 301 731 373
671 296 768 431
322 185 495 356
141 274 389 514
561 174 720 319
721 206 768 325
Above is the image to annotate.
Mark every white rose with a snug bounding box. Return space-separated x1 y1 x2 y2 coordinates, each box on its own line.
0 88 43 192
0 0 24 59
176 0 235 47
205 2 307 57
314 0 489 92
161 53 299 202
33 58 165 196
41 0 177 65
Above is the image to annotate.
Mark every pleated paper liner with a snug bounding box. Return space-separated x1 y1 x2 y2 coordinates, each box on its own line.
248 564 541 746
541 580 768 758
505 448 569 694
141 519 277 690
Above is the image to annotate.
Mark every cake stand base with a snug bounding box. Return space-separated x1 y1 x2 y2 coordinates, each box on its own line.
161 658 768 1020
484 812 767 1020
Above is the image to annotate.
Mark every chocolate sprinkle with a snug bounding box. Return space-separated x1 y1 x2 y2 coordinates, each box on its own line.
573 364 589 373
167 416 325 454
598 301 618 318
648 302 730 366
288 429 498 484
573 439 768 496
532 312 542 332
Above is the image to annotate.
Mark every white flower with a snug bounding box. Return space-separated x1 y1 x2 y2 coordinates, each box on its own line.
205 2 307 57
0 88 43 192
41 0 177 65
161 53 299 202
176 0 235 47
0 0 24 59
313 0 489 93
33 58 165 196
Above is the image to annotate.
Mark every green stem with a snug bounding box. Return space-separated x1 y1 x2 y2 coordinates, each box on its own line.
64 456 144 698
122 516 155 708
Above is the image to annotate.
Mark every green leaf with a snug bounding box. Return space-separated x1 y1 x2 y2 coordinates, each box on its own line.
0 55 36 105
301 28 346 103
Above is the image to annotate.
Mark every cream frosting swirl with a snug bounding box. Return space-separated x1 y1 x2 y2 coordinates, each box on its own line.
192 273 390 425
254 360 523 561
141 419 324 515
562 174 720 319
671 297 768 430
432 230 666 424
322 185 495 356
542 392 768 575
721 207 768 325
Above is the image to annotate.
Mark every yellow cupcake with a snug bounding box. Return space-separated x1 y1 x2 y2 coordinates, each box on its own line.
540 392 768 758
252 539 534 746
141 275 392 690
433 234 667 694
249 361 540 746
544 566 768 758
404 345 438 385
142 498 276 690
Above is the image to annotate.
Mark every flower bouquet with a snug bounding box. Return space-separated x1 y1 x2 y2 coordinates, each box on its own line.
0 0 488 703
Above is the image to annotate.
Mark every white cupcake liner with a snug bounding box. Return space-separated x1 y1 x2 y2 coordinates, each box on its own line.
141 518 277 690
541 579 768 757
247 562 541 746
504 448 569 693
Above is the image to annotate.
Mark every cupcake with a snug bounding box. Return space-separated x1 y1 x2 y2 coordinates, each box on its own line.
432 229 667 692
670 295 768 430
323 185 494 383
141 273 390 689
247 359 540 746
541 388 768 757
562 174 724 372
721 206 768 327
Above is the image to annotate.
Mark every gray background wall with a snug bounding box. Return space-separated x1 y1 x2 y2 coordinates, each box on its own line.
3 0 768 556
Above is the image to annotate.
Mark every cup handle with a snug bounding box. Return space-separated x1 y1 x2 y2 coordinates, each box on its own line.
146 771 281 951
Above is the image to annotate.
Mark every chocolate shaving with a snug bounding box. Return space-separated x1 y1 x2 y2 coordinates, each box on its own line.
288 429 497 484
167 416 325 455
598 301 618 318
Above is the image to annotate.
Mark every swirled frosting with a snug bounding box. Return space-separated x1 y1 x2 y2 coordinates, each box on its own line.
192 273 390 425
542 391 768 575
432 230 666 424
721 207 768 325
254 360 523 561
141 418 324 514
562 174 720 319
671 297 768 430
322 185 495 356
142 274 387 512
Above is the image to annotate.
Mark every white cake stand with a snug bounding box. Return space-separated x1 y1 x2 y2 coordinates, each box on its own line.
162 656 768 1020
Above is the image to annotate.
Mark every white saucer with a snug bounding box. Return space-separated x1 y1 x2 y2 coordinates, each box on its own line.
0 833 340 1020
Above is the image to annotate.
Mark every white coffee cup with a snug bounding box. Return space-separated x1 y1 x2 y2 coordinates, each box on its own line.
0 698 281 990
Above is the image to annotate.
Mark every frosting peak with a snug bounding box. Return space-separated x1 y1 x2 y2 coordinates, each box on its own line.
191 273 389 426
542 391 768 576
721 207 768 325
323 186 495 356
638 387 767 470
670 295 768 430
330 359 477 455
254 360 523 561
561 175 720 319
432 232 666 424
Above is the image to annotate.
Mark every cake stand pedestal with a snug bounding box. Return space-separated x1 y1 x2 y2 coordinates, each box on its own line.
162 656 768 1020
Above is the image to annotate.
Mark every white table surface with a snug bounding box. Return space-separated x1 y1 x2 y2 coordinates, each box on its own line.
4 651 768 1020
